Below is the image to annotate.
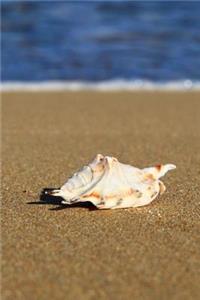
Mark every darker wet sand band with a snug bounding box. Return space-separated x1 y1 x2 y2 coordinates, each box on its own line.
2 91 200 300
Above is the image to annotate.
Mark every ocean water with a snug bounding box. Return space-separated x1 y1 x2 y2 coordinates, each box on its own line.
2 1 200 89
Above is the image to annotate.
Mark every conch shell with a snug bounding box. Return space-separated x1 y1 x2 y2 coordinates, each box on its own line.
47 154 176 209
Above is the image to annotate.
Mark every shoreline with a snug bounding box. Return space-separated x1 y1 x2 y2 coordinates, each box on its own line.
1 79 200 92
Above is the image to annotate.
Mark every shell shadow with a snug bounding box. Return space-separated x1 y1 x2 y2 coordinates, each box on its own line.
27 188 97 211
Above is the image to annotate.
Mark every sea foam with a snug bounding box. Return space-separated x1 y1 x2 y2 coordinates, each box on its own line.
1 80 200 92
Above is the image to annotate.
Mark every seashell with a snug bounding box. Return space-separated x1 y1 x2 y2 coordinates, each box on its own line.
47 154 176 209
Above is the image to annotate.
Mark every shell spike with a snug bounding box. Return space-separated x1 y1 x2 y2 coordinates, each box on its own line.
143 163 176 179
156 164 176 179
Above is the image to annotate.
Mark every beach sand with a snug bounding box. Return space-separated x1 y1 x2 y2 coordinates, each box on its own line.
2 91 200 300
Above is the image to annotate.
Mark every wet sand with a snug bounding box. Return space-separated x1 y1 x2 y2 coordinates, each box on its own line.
2 91 200 300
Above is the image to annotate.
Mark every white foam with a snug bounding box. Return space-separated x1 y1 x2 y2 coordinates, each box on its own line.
1 80 200 92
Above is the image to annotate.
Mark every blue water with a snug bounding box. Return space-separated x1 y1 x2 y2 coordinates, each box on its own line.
2 1 200 82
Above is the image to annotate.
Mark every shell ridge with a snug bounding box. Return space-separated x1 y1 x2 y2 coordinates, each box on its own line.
77 168 107 198
62 165 93 191
80 164 111 206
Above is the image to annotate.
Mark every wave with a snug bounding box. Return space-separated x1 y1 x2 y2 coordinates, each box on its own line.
1 80 200 92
